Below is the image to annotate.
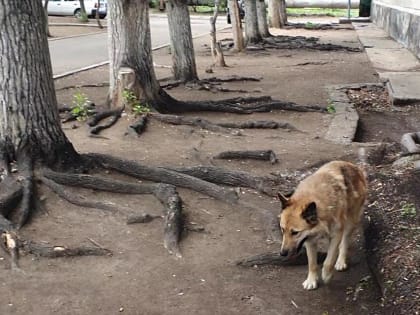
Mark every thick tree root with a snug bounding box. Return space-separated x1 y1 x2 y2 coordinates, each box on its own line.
84 153 239 203
42 169 156 195
262 35 361 52
214 150 278 164
1 231 19 269
59 104 96 123
89 107 124 135
41 176 133 214
42 168 186 257
21 241 111 258
236 250 327 267
126 213 161 224
150 113 297 134
284 22 350 31
128 115 148 136
154 184 183 258
150 113 240 135
16 155 35 228
165 165 280 196
161 75 261 90
155 95 326 114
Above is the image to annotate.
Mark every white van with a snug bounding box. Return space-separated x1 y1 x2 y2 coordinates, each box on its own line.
46 0 107 19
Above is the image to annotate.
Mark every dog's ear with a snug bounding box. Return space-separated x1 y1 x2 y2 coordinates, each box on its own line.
301 202 317 225
277 192 290 209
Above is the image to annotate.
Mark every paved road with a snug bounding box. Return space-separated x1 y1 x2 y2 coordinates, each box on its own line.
49 14 227 76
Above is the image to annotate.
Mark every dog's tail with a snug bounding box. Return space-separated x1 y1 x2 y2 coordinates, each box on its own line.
358 147 368 178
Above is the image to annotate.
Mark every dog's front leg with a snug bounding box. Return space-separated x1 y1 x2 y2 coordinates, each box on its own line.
322 232 342 283
303 240 319 290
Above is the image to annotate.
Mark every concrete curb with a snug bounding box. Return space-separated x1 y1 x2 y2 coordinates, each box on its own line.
48 30 106 42
324 83 384 145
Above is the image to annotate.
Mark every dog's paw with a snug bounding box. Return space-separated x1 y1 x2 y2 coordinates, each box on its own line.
302 276 319 290
334 259 348 271
322 268 333 283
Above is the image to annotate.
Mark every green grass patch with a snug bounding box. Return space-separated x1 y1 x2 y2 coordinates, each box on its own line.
287 8 358 17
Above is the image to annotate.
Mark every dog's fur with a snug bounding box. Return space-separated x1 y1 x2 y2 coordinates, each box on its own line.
278 160 367 290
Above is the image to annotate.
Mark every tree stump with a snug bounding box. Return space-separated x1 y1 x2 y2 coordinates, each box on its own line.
112 67 136 108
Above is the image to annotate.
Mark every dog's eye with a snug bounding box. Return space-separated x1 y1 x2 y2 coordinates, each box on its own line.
291 230 300 236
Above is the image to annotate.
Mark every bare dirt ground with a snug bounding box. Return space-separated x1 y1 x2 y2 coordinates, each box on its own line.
2 19 413 315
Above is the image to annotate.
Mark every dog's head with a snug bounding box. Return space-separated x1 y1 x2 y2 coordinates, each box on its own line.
277 193 318 258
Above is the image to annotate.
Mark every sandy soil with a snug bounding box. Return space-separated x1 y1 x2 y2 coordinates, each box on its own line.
1 20 391 315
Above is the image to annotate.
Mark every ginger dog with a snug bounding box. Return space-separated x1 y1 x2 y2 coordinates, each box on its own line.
278 160 367 290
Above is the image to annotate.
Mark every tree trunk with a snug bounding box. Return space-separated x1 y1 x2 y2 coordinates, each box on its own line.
79 0 88 21
0 0 78 167
43 0 52 37
210 0 227 67
228 0 245 51
244 0 262 45
95 0 104 29
268 0 281 28
256 0 270 37
167 0 198 82
108 0 176 112
279 0 288 27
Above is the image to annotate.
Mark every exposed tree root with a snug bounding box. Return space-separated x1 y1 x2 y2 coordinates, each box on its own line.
284 22 351 31
262 35 361 52
127 213 161 224
155 95 326 114
21 241 111 258
89 106 124 135
41 176 132 214
214 150 278 164
150 113 298 134
150 113 240 135
16 155 34 228
128 115 148 136
59 104 96 123
161 75 261 90
153 184 183 258
164 165 280 196
42 169 156 195
84 153 239 203
236 250 327 267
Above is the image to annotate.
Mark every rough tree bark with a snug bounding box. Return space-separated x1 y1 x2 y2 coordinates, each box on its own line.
108 0 175 111
268 0 281 28
244 0 262 45
0 1 79 169
167 0 199 82
279 0 288 26
79 0 88 21
256 0 270 37
209 0 227 67
228 0 245 51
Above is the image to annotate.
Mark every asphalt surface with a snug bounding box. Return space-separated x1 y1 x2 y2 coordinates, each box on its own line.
49 14 226 76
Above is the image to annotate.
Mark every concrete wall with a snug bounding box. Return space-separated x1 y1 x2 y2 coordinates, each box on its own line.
372 0 420 59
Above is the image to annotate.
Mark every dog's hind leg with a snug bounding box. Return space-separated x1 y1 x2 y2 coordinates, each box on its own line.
322 231 342 283
335 224 354 271
302 240 319 290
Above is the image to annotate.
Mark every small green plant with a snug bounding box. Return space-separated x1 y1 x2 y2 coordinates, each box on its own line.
71 91 92 121
305 22 317 29
327 102 336 114
122 89 151 115
400 201 416 218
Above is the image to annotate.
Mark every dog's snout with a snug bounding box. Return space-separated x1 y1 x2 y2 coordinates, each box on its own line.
280 249 288 257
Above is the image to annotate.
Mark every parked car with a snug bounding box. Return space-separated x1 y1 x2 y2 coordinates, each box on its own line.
45 0 107 19
227 0 245 24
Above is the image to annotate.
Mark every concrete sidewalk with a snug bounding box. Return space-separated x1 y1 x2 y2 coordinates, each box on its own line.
354 22 420 105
